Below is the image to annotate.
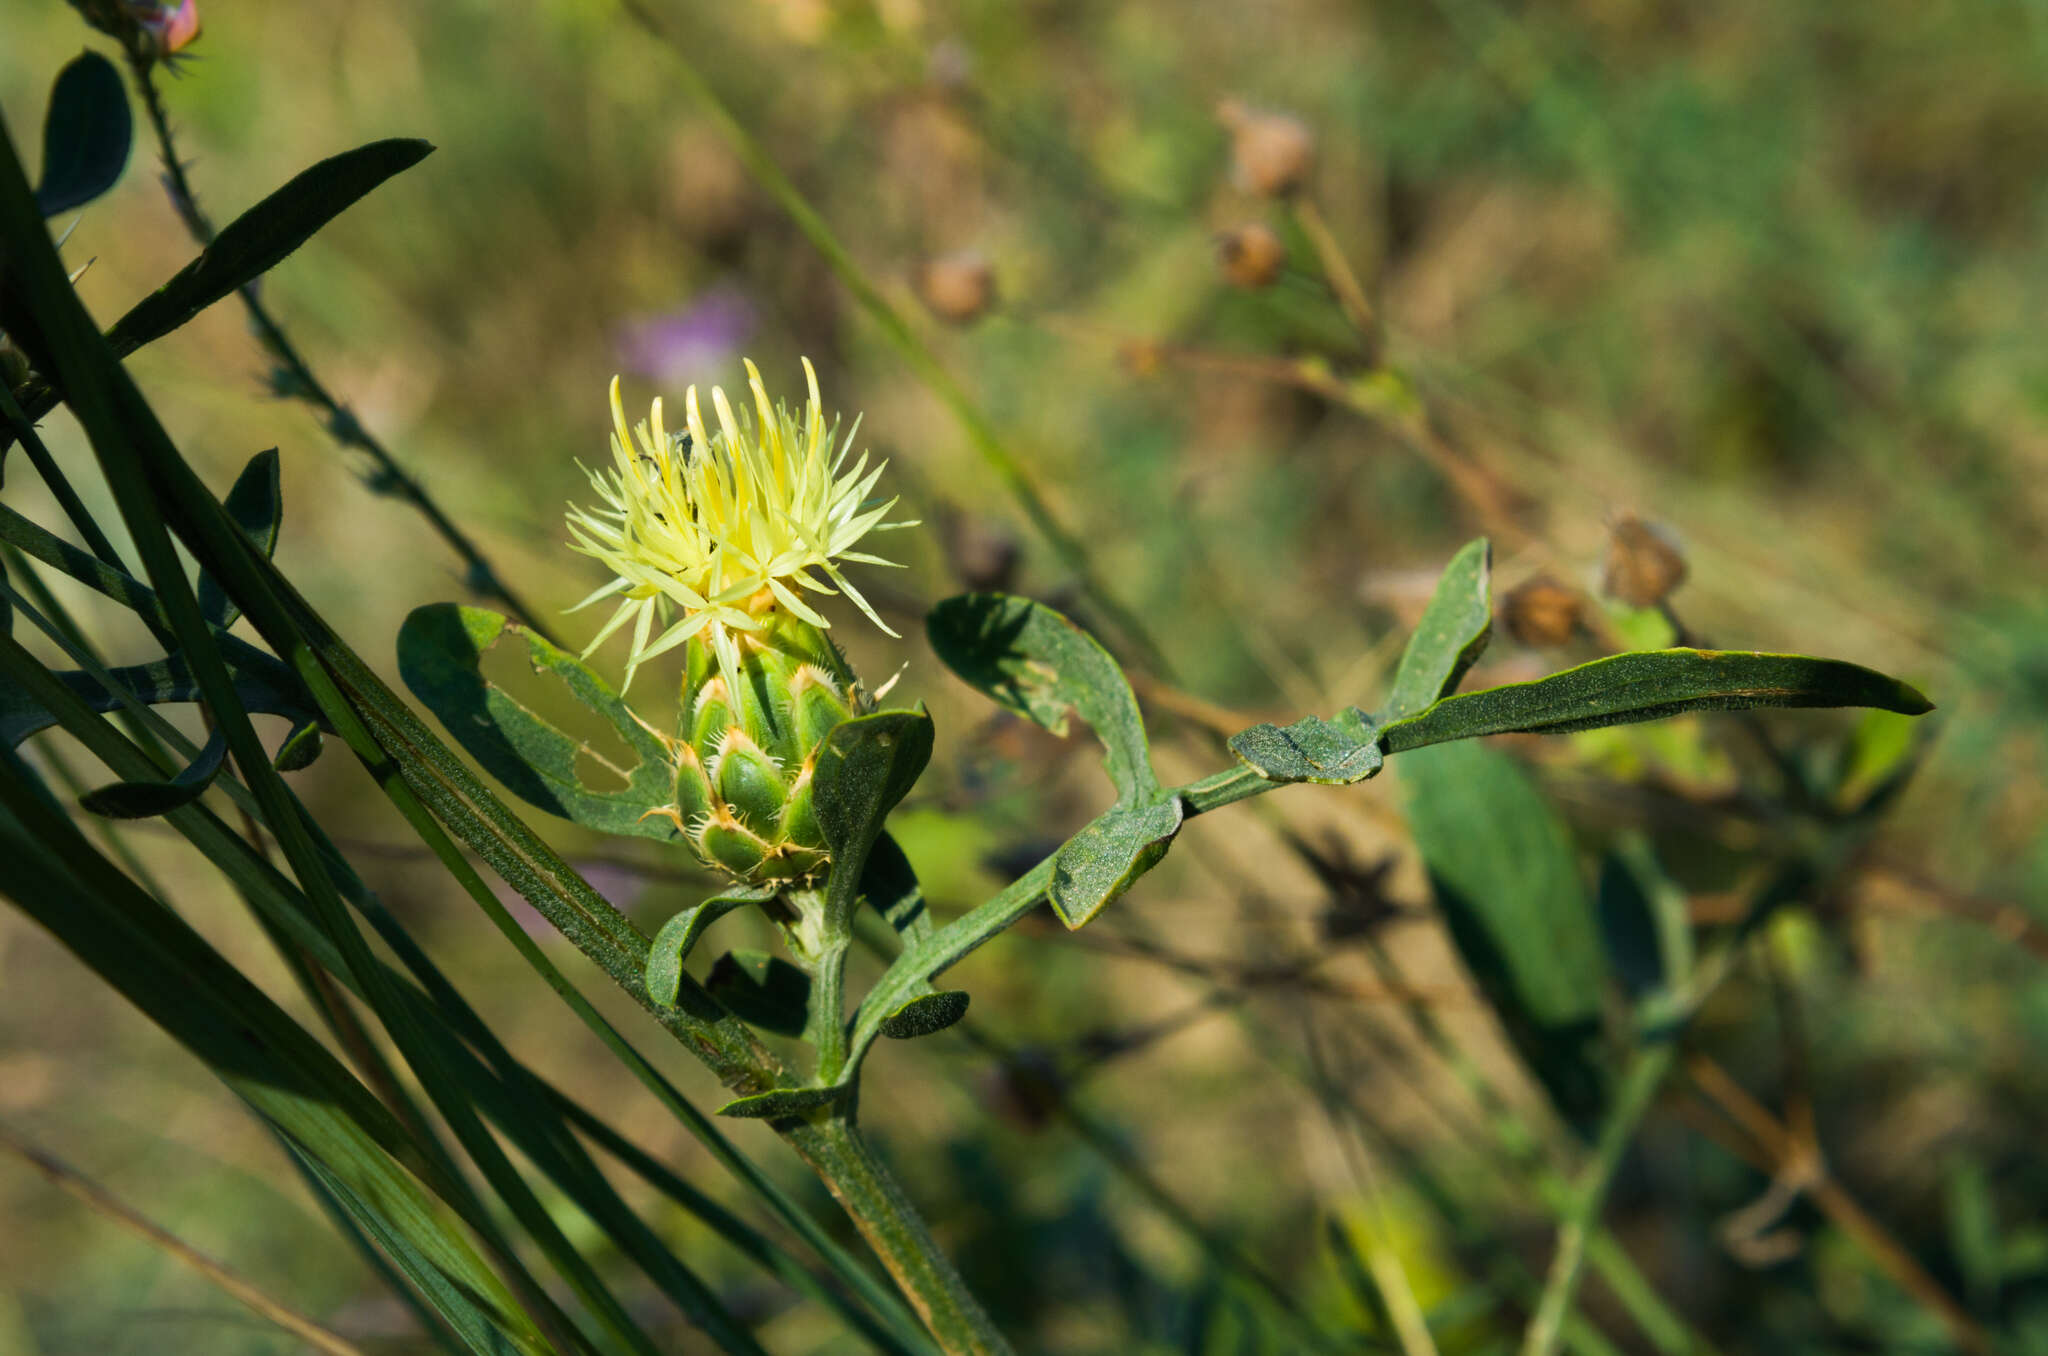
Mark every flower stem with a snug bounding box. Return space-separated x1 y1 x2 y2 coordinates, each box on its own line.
782 1115 1012 1356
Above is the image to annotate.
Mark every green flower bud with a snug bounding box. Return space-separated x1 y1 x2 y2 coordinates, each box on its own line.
667 609 862 886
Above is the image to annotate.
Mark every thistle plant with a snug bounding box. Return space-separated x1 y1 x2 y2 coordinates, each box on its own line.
1 17 1991 1356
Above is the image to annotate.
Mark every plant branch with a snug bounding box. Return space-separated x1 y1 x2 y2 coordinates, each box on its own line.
1684 1054 1991 1356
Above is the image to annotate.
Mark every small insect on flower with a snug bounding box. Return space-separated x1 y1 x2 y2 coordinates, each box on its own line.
565 357 913 695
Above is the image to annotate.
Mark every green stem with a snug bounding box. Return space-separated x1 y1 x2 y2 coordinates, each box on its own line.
782 1116 1013 1356
1522 1043 1677 1356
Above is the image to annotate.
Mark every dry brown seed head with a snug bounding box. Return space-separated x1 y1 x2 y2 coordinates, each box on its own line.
1217 99 1316 197
917 249 997 324
1603 516 1688 608
1217 222 1287 288
1502 575 1584 648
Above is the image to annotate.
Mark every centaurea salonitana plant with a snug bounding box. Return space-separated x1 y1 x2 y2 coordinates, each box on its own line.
565 358 913 886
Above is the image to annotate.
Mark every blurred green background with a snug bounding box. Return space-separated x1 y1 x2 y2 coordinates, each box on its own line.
5 0 2048 1351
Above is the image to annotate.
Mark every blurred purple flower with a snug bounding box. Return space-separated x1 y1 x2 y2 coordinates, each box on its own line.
617 288 756 389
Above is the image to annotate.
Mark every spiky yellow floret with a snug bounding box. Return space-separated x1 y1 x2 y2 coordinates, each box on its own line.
565 357 911 690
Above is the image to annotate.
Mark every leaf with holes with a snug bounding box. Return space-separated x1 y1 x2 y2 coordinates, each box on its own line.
397 604 679 841
927 593 1157 801
645 885 778 1009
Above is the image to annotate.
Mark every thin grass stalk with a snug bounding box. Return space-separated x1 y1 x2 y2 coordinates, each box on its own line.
1520 1043 1677 1356
0 1126 368 1356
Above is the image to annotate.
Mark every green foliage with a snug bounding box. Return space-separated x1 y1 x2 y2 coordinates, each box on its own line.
0 11 2000 1355
31 52 129 217
398 603 682 840
1380 537 1494 721
927 592 1181 927
1402 738 1610 1130
197 448 282 629
1381 649 1932 751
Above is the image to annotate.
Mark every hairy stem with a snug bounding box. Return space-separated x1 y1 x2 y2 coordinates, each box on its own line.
783 1116 1012 1356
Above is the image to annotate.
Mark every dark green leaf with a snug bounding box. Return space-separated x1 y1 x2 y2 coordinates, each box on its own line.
105 139 433 357
1 649 319 748
1048 795 1183 929
79 726 227 818
1380 538 1492 721
1596 852 1664 1002
34 53 131 217
878 988 969 1040
1229 708 1383 786
927 593 1157 801
705 950 813 1038
273 718 323 771
812 710 934 896
1402 739 1609 1132
859 832 930 944
0 747 545 1355
645 886 776 1008
1382 648 1933 754
199 448 282 628
397 604 680 841
716 1084 850 1121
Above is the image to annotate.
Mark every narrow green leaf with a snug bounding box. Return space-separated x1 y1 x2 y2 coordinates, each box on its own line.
1229 708 1383 785
199 448 282 628
1 649 319 748
717 1085 850 1121
1048 795 1183 929
398 603 680 840
705 950 814 1039
645 885 776 1008
0 748 545 1354
1382 648 1933 754
927 593 1157 800
79 725 227 818
1380 538 1492 720
1402 739 1609 1132
34 53 131 217
106 139 433 356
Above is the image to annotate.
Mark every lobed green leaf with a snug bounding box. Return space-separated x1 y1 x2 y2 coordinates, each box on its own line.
927 593 1158 801
397 603 681 841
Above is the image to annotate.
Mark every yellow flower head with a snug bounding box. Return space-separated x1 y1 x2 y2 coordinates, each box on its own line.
566 357 909 691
